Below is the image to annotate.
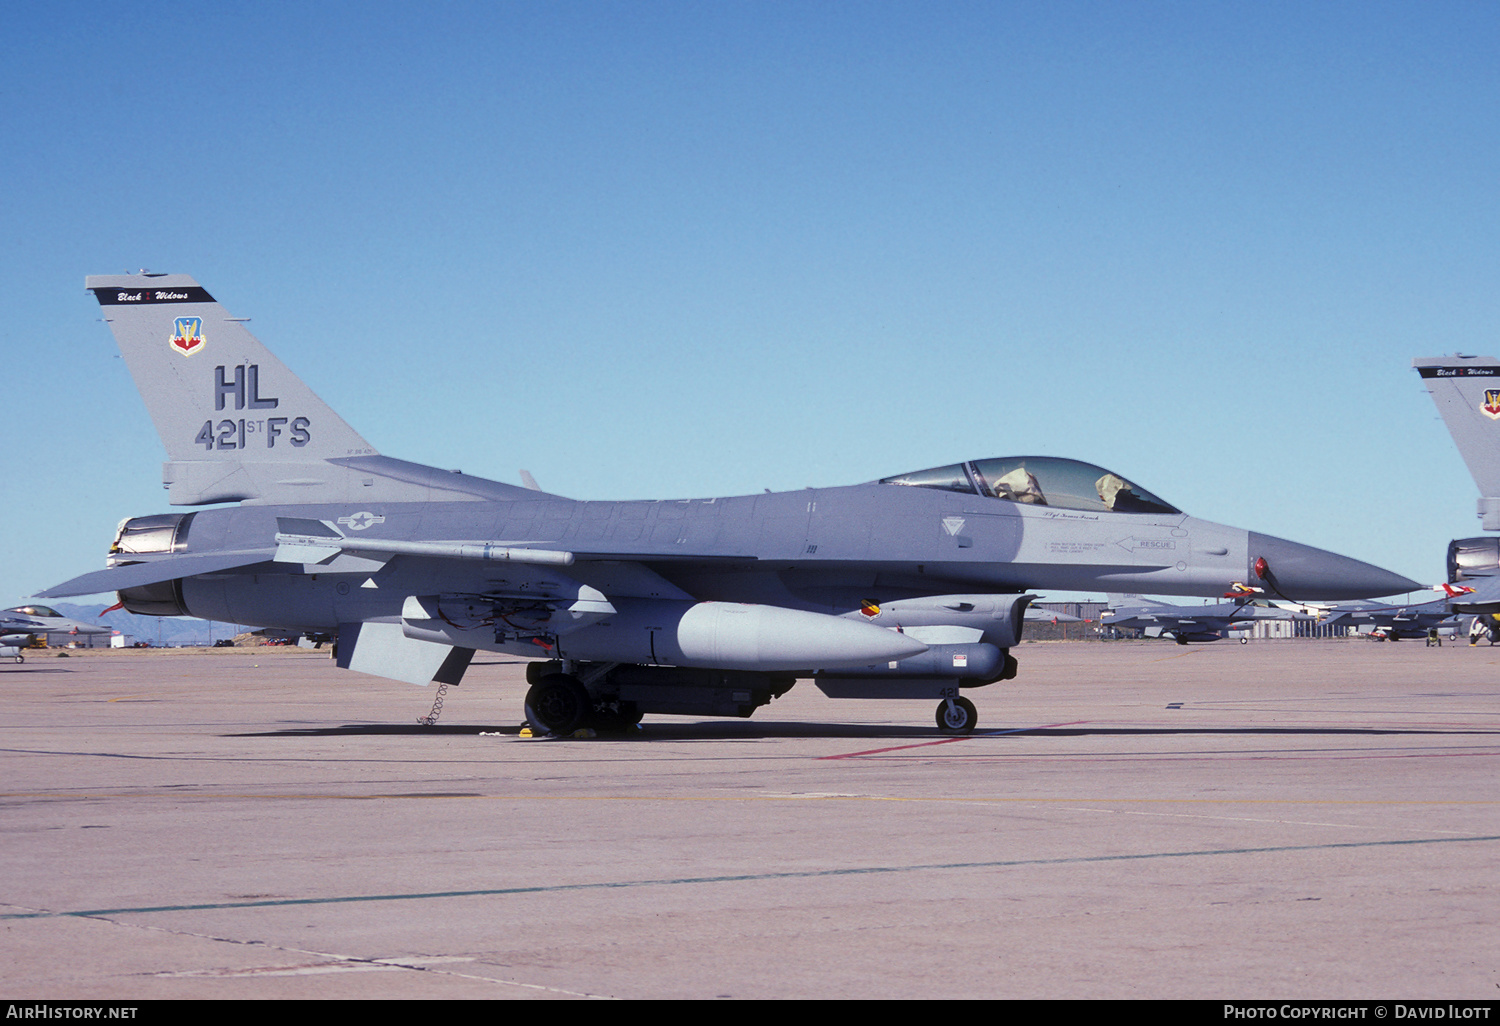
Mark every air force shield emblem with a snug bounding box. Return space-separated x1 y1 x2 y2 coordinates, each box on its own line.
1482 389 1500 421
170 317 205 357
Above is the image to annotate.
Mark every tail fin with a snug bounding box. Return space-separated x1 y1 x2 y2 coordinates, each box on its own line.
1415 355 1500 530
87 273 523 505
1104 593 1157 607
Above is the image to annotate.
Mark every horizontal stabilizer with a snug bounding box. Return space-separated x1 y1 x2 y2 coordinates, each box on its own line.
38 550 275 598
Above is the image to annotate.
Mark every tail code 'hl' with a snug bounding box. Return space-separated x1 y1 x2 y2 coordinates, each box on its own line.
87 273 524 506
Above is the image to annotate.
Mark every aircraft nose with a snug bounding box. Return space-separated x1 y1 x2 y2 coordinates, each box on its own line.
1248 533 1419 600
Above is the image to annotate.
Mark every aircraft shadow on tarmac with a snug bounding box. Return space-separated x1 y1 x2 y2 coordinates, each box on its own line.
227 722 1500 741
229 722 941 740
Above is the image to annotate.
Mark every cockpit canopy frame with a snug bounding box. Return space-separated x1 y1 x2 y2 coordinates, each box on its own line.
5 604 63 619
879 456 1180 515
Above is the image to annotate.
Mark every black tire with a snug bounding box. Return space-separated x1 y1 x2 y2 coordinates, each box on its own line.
936 696 978 734
524 674 591 735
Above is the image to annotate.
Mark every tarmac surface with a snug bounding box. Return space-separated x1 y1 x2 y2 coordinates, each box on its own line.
2 639 1497 1000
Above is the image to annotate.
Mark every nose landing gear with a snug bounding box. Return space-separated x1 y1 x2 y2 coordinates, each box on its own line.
936 695 977 734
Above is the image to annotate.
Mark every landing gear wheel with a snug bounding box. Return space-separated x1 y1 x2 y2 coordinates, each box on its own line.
936 696 978 734
524 674 591 735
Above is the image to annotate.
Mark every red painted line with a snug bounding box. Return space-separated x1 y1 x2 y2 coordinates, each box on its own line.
819 720 1092 760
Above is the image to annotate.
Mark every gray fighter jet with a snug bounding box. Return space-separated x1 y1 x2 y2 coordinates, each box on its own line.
1 604 114 646
40 274 1417 734
1415 355 1500 615
1317 598 1460 640
0 611 49 663
1099 593 1309 644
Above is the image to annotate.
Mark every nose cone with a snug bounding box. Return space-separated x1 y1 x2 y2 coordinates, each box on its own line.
1248 533 1420 600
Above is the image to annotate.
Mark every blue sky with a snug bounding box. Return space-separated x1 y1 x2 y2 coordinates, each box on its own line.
3 1 1498 604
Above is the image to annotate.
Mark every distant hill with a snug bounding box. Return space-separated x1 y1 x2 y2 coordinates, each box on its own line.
49 603 256 648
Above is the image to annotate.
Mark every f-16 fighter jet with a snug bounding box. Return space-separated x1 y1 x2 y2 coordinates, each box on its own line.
1100 593 1310 644
42 274 1416 734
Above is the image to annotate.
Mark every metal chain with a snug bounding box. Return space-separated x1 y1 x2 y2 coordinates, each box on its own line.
417 682 448 726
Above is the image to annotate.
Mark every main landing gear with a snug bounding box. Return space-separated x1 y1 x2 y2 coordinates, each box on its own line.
523 664 988 737
524 673 592 735
523 673 642 736
936 695 978 734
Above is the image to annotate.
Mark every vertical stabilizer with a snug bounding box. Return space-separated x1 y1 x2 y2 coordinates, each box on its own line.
87 274 525 505
1414 356 1500 530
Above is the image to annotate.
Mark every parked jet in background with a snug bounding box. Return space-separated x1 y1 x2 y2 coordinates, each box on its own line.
1 604 113 646
1100 593 1311 644
41 274 1416 734
1317 598 1460 640
0 611 49 662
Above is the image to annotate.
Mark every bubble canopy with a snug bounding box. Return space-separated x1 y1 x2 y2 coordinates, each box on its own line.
5 605 62 618
878 456 1180 515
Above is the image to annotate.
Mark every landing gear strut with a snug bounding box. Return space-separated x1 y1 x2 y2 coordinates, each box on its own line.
936 695 978 734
